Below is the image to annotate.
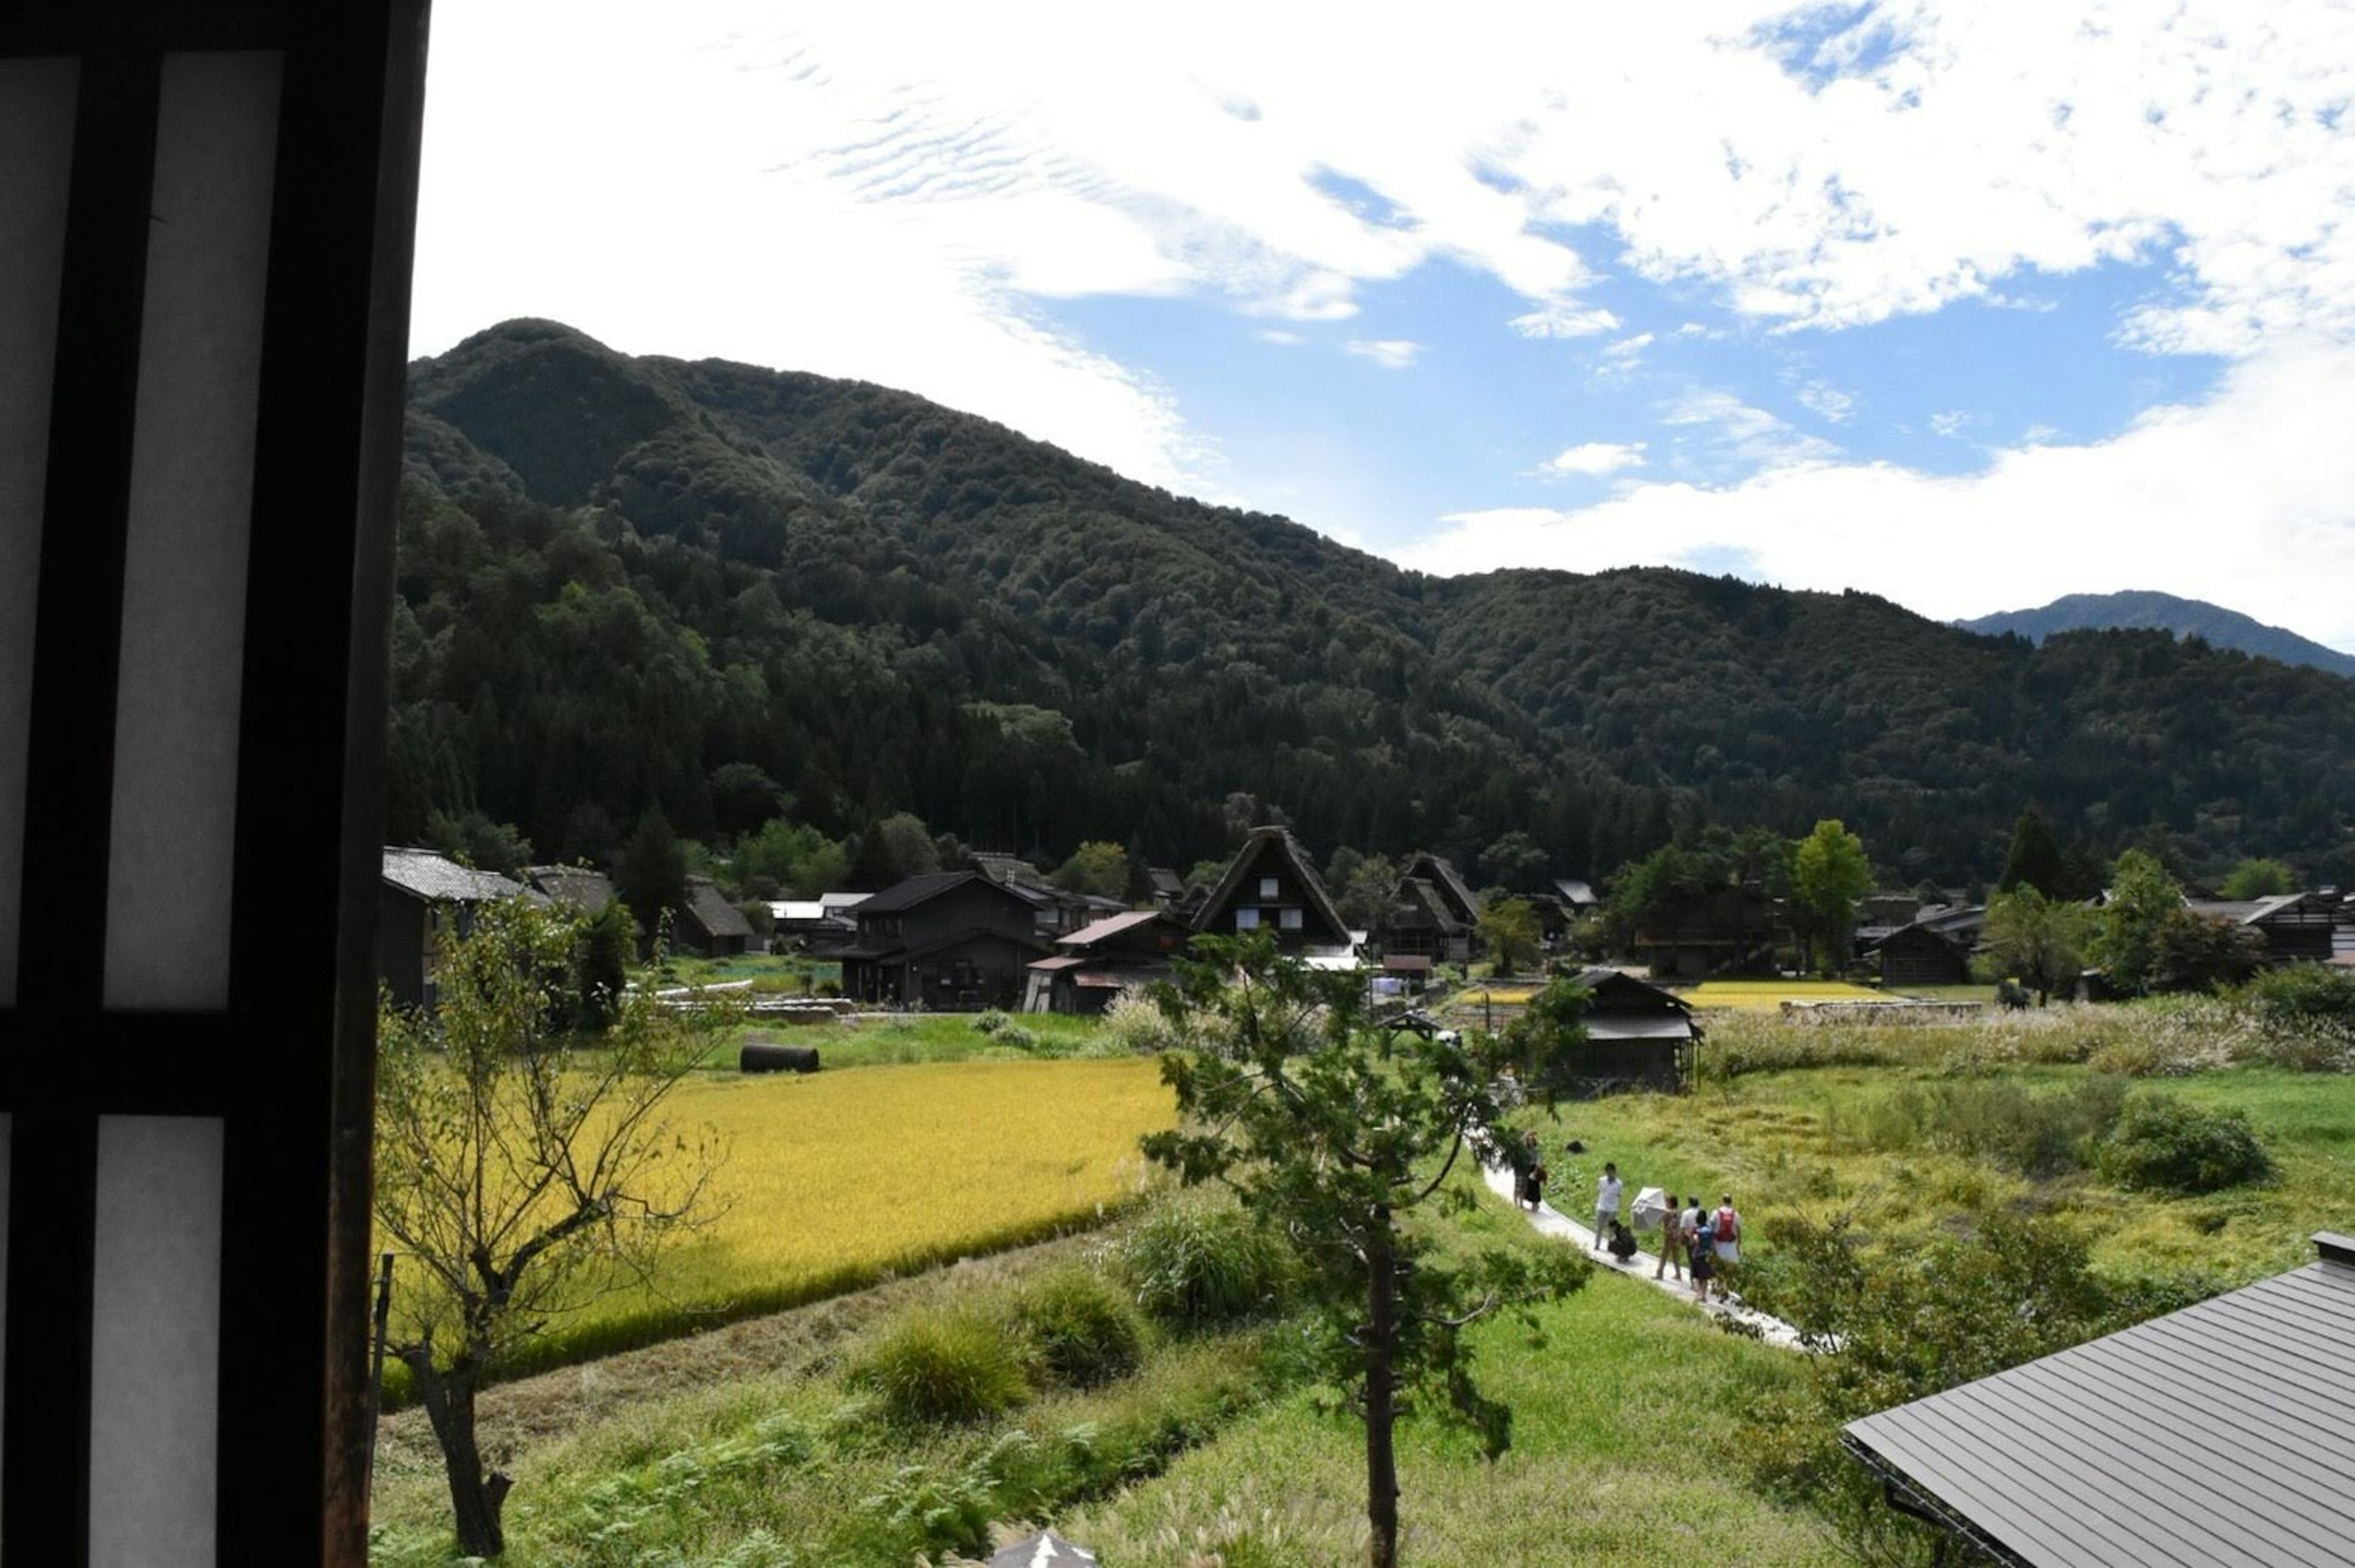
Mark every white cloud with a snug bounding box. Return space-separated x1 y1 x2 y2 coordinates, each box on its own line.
1928 410 1969 438
1258 328 1305 345
1541 441 1648 477
1662 388 1839 468
1601 331 1655 364
1399 343 2355 654
1797 381 1855 423
1345 338 1424 369
1509 302 1622 338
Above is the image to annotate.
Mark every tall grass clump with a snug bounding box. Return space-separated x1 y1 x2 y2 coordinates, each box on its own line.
2094 1095 2276 1194
1851 1075 2128 1176
851 1304 1035 1426
1010 1266 1148 1387
1109 1195 1295 1328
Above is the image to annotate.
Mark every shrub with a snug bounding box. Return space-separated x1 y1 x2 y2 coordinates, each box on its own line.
1010 1266 1147 1387
994 1023 1040 1052
1112 1196 1295 1327
2240 963 2355 1029
1853 1075 2126 1177
849 1306 1034 1426
971 1009 1009 1036
2094 1095 2276 1194
1099 989 1191 1055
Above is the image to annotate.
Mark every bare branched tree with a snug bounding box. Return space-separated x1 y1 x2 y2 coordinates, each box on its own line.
373 897 730 1556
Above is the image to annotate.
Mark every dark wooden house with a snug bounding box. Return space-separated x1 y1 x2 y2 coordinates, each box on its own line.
1629 885 1777 981
380 847 537 1012
1024 909 1195 1014
678 876 754 958
1867 904 1986 987
1542 968 1699 1095
1376 876 1475 965
1192 826 1356 956
838 871 1051 1009
2186 892 2340 966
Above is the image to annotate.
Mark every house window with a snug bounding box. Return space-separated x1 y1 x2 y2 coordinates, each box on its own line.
1279 907 1303 930
1259 876 1280 899
1235 908 1260 930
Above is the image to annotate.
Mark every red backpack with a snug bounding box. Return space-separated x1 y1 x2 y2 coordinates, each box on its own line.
1712 1207 1737 1242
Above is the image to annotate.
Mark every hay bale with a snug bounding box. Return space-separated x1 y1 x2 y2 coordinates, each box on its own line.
740 1042 820 1074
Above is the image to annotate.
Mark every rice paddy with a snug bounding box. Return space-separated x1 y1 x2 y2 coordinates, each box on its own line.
1678 977 1891 1009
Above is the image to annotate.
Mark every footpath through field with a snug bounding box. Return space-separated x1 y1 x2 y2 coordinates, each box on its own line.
1482 1164 1808 1350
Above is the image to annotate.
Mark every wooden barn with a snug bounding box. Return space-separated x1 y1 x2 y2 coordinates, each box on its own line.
1867 904 1986 987
838 871 1051 1009
678 875 753 958
1541 968 1700 1095
1629 885 1778 981
2186 892 2340 966
380 848 538 1012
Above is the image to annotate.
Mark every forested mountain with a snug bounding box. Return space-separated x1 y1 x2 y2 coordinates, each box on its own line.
1960 591 2355 679
391 320 2355 892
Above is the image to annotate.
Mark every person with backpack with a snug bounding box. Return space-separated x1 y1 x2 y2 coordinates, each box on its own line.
1708 1193 1742 1291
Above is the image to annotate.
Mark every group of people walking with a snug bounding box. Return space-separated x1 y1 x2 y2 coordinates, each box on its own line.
1522 1149 1743 1304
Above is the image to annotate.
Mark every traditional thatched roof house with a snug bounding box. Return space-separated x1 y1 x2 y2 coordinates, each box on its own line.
1845 1231 2355 1567
380 847 539 1012
838 871 1050 1009
1629 884 1777 981
1376 875 1475 965
1023 908 1195 1014
678 876 753 957
526 863 615 916
1191 826 1355 958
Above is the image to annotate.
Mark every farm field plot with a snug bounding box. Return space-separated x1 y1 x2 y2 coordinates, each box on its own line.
392 1056 1175 1383
1679 978 1890 1009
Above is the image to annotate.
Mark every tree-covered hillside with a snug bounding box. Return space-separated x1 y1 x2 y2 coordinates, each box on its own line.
390 320 2355 889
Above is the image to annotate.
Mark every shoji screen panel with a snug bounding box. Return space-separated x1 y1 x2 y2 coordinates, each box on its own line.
0 5 431 1564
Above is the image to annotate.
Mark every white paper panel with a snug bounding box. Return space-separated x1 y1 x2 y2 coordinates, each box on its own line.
88 1115 222 1568
0 61 78 1008
104 52 283 1010
0 1111 12 1494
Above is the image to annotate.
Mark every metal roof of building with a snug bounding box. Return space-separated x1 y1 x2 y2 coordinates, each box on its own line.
383 847 533 905
1058 909 1168 947
1586 1014 1695 1041
1845 1235 2355 1567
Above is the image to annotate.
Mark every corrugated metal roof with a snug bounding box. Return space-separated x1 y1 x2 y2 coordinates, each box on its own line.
1059 909 1167 947
1027 955 1086 971
1586 1014 1694 1041
1845 1249 2355 1567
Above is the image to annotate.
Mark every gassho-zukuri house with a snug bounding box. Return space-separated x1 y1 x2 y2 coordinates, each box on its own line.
1843 1230 2355 1567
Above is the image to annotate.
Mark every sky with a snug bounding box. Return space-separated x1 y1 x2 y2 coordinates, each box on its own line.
409 1 2355 652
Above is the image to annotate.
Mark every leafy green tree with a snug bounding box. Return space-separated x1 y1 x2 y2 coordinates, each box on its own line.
1144 935 1586 1568
707 762 787 839
1478 897 1542 976
423 808 533 879
1997 805 2065 897
850 811 939 889
2094 849 2183 995
1979 884 2093 1004
733 817 849 897
613 806 687 931
1334 851 1401 930
2219 856 2297 900
375 898 729 1556
1051 839 1129 900
1183 855 1230 892
1479 830 1549 893
1789 819 1872 976
2151 909 2266 993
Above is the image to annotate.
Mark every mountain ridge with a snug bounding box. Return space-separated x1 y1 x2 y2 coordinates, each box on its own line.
389 320 2355 887
1959 590 2355 679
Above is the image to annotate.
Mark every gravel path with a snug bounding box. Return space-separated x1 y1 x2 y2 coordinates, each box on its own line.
1482 1163 1810 1350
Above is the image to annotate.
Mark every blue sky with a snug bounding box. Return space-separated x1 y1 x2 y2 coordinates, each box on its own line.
408 1 2355 650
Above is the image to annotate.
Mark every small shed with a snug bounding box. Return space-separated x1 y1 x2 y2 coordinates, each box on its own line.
1844 1231 2355 1566
1545 968 1699 1095
678 875 754 957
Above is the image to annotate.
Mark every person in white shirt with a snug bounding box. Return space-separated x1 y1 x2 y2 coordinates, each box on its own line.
1593 1162 1623 1255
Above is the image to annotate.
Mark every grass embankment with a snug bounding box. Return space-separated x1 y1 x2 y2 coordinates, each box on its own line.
1062 1177 1842 1566
386 1055 1174 1393
1527 1004 2355 1285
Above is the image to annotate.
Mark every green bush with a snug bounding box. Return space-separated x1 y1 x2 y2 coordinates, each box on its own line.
2094 1094 2276 1194
849 1306 1034 1426
971 1009 1009 1036
1010 1266 1147 1387
1113 1196 1294 1328
994 1023 1040 1052
1855 1074 2126 1177
2239 964 2355 1034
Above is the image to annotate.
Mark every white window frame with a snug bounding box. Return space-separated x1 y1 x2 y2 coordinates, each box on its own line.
1258 876 1280 899
1235 907 1261 930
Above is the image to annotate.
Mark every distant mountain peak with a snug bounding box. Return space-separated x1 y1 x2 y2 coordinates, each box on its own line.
1958 590 2355 678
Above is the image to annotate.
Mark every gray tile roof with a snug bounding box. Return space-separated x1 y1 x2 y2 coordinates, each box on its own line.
383 847 532 905
1845 1239 2355 1567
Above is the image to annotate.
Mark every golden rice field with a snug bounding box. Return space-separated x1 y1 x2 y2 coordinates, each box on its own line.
388 1056 1175 1388
1677 978 1890 1011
